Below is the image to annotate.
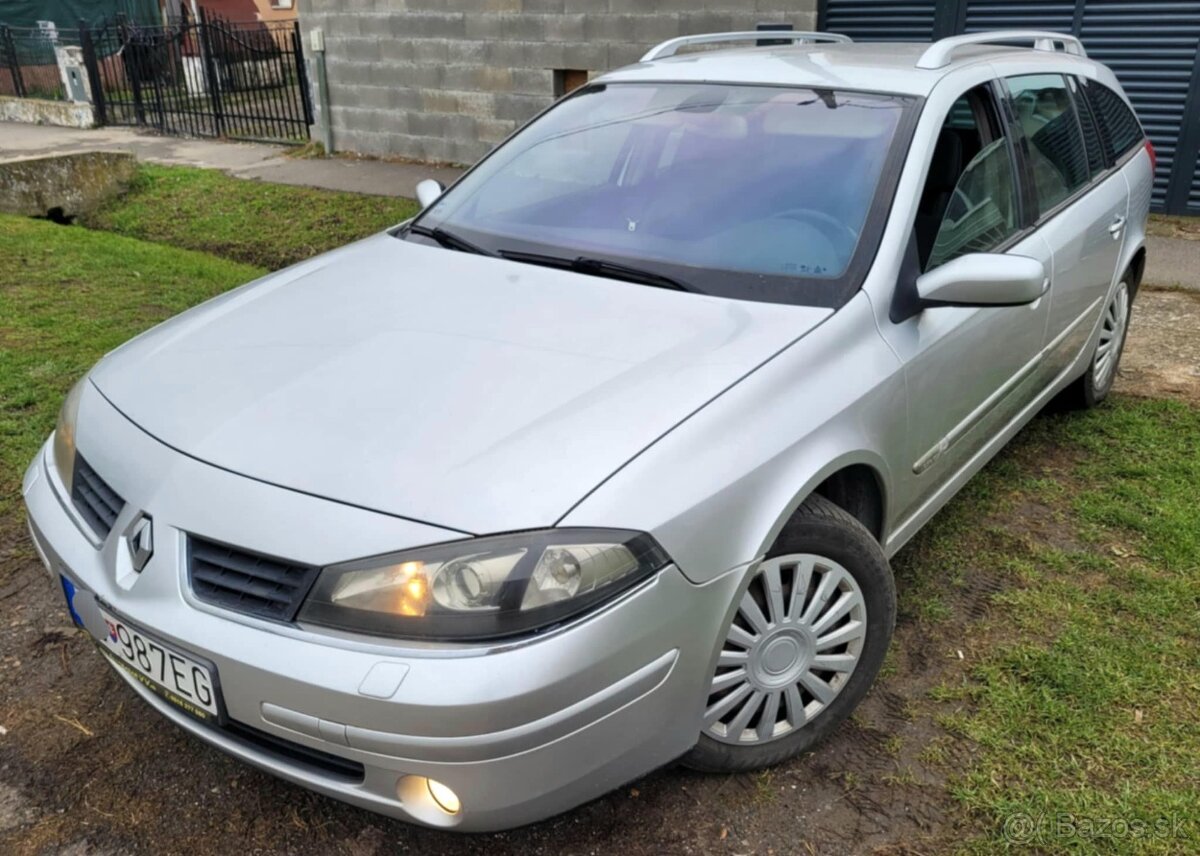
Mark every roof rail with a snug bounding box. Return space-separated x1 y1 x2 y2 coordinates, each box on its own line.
641 31 852 63
917 30 1086 70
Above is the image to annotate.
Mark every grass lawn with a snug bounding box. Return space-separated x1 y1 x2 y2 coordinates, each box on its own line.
1 175 1197 852
0 215 263 524
81 164 420 271
895 400 1200 852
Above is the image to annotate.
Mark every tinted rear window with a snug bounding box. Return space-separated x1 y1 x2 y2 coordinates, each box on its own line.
1081 79 1144 161
1071 77 1108 177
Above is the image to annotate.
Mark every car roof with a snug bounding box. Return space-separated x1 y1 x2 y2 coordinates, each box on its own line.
597 41 1098 97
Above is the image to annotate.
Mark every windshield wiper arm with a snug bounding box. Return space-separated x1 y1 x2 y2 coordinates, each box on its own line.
499 250 689 292
407 224 498 257
574 257 690 291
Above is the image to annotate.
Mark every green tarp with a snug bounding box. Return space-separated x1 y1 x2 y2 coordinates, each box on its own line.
0 0 159 30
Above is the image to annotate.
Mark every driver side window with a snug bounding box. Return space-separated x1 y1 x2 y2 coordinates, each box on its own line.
915 86 1021 271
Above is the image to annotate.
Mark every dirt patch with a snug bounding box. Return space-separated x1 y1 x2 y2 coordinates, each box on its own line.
1116 288 1200 404
1 289 1197 856
1147 214 1200 242
0 563 965 855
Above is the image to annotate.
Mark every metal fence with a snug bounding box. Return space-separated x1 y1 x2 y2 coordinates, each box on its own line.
81 11 312 144
0 24 72 100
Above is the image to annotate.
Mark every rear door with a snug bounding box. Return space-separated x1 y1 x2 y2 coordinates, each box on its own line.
1079 76 1154 242
1004 72 1128 378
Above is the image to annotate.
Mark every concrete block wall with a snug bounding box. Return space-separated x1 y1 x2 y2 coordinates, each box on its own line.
296 0 818 165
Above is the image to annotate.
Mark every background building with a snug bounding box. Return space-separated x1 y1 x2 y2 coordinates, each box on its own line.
294 1 820 166
191 0 297 24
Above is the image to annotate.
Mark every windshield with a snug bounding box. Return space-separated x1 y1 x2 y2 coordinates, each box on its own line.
409 82 912 306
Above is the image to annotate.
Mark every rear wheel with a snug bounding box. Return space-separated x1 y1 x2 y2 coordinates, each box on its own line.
683 495 895 773
1065 279 1132 409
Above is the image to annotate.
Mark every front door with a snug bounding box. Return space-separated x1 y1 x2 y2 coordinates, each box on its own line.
884 81 1053 528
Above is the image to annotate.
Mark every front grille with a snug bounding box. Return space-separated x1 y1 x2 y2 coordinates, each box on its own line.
222 718 365 783
188 536 320 622
71 454 126 539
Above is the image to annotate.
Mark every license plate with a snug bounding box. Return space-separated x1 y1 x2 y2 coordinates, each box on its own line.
97 606 222 723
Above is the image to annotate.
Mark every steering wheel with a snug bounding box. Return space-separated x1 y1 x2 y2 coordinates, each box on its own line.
774 208 860 261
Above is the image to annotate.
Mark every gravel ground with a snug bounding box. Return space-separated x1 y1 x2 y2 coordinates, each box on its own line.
1 287 1195 856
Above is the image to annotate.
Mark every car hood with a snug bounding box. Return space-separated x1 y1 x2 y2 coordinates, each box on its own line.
91 234 831 534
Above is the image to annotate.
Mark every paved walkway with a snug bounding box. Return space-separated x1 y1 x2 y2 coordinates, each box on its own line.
0 122 463 199
1 121 1195 290
1143 235 1199 291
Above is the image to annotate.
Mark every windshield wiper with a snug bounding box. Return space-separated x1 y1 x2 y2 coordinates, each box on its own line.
499 250 690 292
407 224 498 257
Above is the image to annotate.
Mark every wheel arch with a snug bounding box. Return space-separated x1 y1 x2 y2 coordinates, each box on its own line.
760 452 892 560
1126 244 1146 296
811 464 886 543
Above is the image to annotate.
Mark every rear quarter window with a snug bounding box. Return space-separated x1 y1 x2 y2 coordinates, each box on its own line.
1080 78 1144 161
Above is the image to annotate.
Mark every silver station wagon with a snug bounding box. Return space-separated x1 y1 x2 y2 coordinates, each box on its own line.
24 29 1151 831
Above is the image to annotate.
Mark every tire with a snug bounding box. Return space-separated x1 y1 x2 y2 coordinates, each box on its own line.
1063 277 1133 409
682 494 896 773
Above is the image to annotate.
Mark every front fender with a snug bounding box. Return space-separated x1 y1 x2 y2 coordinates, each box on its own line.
559 293 905 583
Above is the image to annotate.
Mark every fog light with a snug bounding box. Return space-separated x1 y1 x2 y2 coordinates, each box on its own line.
426 778 460 814
396 774 464 827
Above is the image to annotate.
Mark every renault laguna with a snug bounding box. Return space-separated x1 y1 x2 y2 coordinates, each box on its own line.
24 30 1150 830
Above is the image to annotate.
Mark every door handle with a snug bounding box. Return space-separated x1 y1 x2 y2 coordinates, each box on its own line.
1108 215 1126 239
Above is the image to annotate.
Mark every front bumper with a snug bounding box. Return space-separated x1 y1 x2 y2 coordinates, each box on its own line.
22 390 742 831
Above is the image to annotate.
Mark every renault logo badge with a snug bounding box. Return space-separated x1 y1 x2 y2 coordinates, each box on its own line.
126 514 154 573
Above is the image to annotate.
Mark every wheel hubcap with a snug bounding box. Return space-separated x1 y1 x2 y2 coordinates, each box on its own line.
1093 282 1130 391
704 553 866 745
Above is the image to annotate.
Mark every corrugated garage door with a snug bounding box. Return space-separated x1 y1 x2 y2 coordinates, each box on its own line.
820 0 939 41
819 0 1200 214
963 2 1074 32
1076 2 1200 214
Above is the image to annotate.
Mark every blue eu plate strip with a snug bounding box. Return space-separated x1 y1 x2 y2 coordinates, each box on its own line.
60 575 84 628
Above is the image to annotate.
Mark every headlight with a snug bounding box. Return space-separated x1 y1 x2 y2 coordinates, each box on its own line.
297 529 670 640
52 377 87 492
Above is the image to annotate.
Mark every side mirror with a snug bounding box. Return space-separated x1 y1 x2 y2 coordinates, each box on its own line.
916 253 1048 308
415 179 445 209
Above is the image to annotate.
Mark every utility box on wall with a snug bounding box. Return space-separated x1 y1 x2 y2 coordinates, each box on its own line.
54 45 89 104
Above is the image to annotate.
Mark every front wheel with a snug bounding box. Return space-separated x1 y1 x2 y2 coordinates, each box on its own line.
683 495 896 773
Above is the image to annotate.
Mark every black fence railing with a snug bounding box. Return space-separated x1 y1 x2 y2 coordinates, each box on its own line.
78 10 312 144
0 25 73 101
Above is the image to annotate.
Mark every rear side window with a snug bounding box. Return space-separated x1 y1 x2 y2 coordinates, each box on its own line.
1007 74 1090 214
1080 78 1144 161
